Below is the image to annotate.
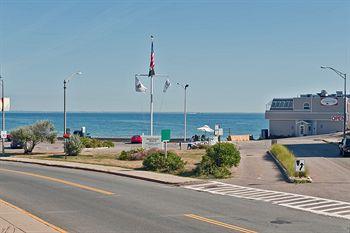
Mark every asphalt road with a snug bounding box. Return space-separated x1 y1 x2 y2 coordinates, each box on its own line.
0 161 348 233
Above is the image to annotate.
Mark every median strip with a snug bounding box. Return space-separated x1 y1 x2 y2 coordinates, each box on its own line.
184 214 257 233
0 168 114 195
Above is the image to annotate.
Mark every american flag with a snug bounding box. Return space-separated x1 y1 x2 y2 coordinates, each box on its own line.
148 37 155 77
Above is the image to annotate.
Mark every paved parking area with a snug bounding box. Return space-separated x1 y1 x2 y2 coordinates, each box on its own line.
223 135 350 202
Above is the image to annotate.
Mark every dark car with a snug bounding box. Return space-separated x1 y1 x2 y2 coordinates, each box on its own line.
131 135 142 144
10 139 24 149
338 137 350 156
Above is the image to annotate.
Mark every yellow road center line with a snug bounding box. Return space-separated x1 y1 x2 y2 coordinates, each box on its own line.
184 214 258 233
0 168 114 195
0 198 67 233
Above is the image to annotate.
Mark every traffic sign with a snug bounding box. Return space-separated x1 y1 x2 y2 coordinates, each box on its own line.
295 159 305 172
161 129 171 142
1 131 7 139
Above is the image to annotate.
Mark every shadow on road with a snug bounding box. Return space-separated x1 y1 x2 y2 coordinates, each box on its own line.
285 143 341 158
262 152 289 183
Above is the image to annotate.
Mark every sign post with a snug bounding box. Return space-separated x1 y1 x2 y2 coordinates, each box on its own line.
161 129 171 159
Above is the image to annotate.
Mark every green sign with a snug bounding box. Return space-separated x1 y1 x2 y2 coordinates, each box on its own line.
161 129 171 142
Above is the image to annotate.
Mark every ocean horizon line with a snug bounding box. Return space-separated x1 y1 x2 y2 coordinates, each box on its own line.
7 111 265 114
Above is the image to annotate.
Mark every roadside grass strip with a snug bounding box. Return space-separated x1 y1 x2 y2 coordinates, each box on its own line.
0 168 114 195
0 198 67 233
184 181 350 220
184 214 258 233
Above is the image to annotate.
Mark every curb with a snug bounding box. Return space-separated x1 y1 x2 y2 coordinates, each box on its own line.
267 151 312 183
267 151 294 183
0 158 202 186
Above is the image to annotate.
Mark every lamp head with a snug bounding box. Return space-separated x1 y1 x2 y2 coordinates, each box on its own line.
76 71 83 75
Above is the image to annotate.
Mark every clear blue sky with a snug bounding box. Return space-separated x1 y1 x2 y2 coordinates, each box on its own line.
0 0 349 112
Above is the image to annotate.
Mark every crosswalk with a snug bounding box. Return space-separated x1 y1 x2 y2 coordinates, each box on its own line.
183 181 350 220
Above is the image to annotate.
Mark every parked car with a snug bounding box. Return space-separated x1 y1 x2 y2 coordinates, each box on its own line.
6 134 12 142
10 139 24 149
338 137 350 156
131 135 142 144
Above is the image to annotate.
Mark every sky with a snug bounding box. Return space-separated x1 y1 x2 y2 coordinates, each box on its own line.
0 0 349 113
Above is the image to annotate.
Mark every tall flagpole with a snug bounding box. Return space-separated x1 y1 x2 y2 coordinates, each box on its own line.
150 36 154 136
150 75 154 136
135 36 168 137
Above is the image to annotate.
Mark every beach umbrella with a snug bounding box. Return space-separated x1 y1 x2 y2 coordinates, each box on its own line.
197 125 214 133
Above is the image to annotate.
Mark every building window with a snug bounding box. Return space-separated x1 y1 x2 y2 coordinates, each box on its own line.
303 102 310 110
270 98 293 110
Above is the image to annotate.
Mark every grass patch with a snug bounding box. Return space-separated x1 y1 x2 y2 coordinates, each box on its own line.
12 148 205 173
270 144 309 178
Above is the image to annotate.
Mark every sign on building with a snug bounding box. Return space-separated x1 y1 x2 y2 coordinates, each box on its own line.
321 97 338 106
142 135 162 149
0 98 10 111
295 159 305 172
331 115 344 121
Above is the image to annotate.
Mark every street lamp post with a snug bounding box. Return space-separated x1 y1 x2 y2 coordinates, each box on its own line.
63 71 82 159
177 83 189 142
0 76 4 156
321 66 347 139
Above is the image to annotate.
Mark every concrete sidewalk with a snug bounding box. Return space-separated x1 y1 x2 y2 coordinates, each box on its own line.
0 198 64 233
0 157 200 185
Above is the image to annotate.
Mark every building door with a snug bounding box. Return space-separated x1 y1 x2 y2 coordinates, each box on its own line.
299 125 305 136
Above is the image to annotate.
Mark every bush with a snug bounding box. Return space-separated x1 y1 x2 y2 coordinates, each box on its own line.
80 137 114 148
196 143 240 178
11 121 57 154
102 140 114 148
64 135 83 156
270 144 308 177
118 148 145 160
143 151 185 174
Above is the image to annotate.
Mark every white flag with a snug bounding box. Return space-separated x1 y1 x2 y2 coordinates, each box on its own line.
135 77 147 92
163 79 171 93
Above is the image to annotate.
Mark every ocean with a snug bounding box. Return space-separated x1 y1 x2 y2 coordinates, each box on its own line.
4 112 268 139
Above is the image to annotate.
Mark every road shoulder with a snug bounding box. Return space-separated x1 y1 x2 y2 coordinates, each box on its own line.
0 198 66 233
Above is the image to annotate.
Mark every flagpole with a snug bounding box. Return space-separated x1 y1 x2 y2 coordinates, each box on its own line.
150 36 154 136
135 36 169 137
150 75 154 136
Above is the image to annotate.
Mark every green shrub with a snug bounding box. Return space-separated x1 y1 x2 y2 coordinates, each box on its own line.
80 137 114 148
119 150 129 160
196 143 241 178
64 135 83 156
270 144 308 177
102 140 115 148
143 151 185 174
118 148 145 160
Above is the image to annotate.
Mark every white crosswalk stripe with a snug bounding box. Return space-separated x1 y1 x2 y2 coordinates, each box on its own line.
183 181 350 220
